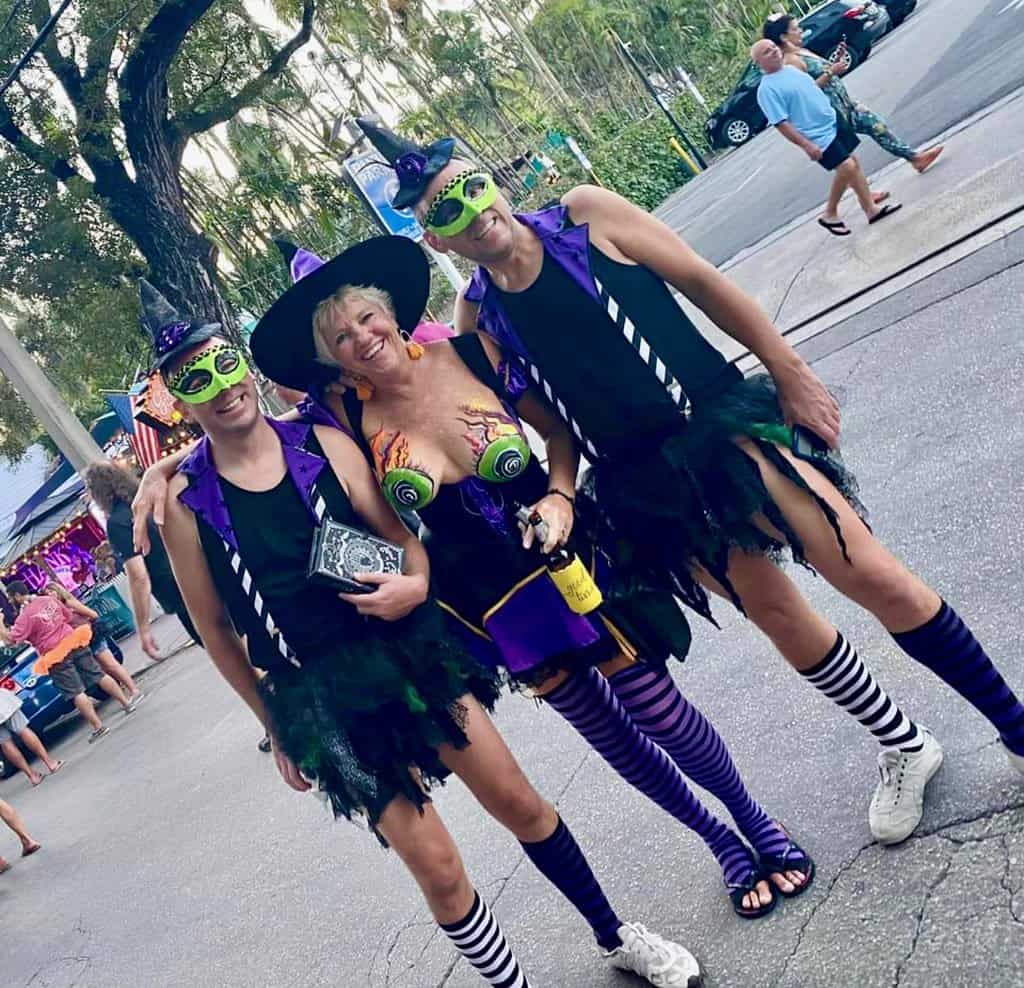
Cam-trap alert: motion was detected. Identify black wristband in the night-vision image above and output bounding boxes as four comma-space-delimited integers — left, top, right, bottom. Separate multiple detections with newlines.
546, 489, 575, 506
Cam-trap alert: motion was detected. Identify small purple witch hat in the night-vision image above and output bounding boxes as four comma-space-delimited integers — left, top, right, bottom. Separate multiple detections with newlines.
139, 279, 221, 369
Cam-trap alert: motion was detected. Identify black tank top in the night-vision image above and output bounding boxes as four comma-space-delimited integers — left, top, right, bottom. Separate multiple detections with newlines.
196, 433, 367, 670
495, 243, 741, 454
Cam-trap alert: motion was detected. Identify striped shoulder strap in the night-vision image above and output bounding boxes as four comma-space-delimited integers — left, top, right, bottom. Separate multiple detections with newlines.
219, 488, 329, 669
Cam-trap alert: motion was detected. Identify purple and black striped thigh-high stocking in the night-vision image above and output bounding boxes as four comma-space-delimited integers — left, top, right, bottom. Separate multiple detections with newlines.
543, 666, 777, 890
604, 663, 796, 862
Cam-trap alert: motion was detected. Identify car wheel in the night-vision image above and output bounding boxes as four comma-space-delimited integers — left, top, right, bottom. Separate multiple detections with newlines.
0, 753, 14, 779
830, 43, 861, 72
724, 118, 753, 146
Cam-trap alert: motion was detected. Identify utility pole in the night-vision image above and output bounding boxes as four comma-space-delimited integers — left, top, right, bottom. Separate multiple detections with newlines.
607, 29, 708, 171
0, 314, 104, 471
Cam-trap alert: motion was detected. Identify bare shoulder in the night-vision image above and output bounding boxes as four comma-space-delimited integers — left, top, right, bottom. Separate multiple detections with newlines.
562, 184, 621, 220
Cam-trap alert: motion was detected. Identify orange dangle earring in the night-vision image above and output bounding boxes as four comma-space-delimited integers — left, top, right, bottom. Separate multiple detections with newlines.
401, 330, 425, 360
353, 375, 375, 401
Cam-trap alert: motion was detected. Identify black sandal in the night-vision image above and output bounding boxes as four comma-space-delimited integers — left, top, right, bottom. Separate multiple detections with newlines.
868, 202, 903, 225
817, 217, 851, 237
759, 836, 816, 900
728, 861, 777, 920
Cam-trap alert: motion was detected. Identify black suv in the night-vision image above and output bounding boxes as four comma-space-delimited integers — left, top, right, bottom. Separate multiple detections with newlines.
705, 0, 890, 149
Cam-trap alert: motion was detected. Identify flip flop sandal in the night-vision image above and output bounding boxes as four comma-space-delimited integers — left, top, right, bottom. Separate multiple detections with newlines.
728, 860, 777, 919
818, 218, 851, 237
760, 834, 816, 900
869, 202, 903, 225
22, 843, 41, 858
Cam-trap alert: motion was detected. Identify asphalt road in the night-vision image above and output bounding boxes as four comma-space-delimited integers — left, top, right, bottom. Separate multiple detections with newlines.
3, 228, 1024, 987
660, 0, 1024, 265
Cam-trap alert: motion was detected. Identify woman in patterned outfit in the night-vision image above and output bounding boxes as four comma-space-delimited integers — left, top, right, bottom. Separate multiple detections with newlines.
764, 14, 943, 173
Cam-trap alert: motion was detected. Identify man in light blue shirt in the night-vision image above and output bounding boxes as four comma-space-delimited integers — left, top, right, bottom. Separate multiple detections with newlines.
752, 40, 901, 236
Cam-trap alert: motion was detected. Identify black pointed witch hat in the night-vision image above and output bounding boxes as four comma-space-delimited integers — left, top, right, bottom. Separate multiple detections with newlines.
356, 117, 455, 210
138, 279, 221, 370
250, 236, 430, 392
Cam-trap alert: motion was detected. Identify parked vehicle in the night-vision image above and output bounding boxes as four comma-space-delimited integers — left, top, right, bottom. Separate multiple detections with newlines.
0, 632, 124, 777
877, 0, 917, 27
0, 645, 73, 777
705, 0, 891, 149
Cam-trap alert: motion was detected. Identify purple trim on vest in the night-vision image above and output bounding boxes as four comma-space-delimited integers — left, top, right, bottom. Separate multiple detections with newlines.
178, 418, 327, 550
497, 358, 529, 404
466, 204, 599, 359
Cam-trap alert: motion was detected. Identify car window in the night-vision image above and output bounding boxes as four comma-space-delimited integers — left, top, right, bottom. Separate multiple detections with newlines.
736, 63, 762, 91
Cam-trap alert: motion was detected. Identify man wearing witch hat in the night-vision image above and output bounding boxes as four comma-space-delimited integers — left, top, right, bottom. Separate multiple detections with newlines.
134, 277, 706, 987
356, 118, 1024, 847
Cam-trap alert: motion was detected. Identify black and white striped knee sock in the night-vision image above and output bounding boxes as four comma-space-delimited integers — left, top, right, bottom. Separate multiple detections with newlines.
439, 891, 530, 987
800, 633, 923, 752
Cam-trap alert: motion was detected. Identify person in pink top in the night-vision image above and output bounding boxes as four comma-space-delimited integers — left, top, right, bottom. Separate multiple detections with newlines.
0, 581, 133, 744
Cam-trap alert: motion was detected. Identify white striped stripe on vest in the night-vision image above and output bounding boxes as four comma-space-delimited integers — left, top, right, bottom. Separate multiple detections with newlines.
509, 276, 691, 461
220, 490, 328, 669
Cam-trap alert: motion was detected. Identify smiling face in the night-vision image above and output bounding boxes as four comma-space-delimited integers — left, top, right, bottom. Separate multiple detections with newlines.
164, 337, 260, 438
313, 287, 405, 384
417, 159, 518, 264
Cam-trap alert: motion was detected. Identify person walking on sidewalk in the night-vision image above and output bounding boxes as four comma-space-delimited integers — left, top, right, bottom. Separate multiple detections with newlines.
353, 118, 1024, 849
45, 582, 143, 705
751, 40, 902, 236
84, 462, 200, 660
0, 797, 41, 874
0, 581, 135, 743
0, 685, 63, 786
763, 14, 944, 175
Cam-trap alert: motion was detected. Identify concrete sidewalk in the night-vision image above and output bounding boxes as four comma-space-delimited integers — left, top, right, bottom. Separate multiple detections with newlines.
660, 90, 1024, 364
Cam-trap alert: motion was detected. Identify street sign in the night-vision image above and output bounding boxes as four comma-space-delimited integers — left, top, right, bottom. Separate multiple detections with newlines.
342, 152, 423, 241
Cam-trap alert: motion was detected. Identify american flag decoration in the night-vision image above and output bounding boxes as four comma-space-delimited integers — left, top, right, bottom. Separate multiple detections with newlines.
129, 391, 164, 470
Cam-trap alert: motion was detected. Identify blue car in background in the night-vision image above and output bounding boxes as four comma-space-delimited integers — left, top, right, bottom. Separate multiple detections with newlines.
0, 644, 78, 777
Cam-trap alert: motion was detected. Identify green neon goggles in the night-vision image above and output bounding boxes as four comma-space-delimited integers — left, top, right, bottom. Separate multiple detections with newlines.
424, 170, 498, 237
168, 344, 249, 405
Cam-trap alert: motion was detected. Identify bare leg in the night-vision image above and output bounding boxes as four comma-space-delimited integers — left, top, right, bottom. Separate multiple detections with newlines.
0, 739, 42, 785
72, 693, 104, 731
822, 170, 851, 222
17, 727, 62, 773
93, 648, 140, 698
734, 440, 940, 631
842, 156, 883, 220
437, 695, 558, 844
97, 675, 131, 710
376, 796, 476, 924
0, 798, 38, 851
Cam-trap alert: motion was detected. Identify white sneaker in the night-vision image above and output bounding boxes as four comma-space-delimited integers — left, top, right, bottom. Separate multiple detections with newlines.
1005, 743, 1024, 777
603, 922, 702, 987
869, 727, 943, 845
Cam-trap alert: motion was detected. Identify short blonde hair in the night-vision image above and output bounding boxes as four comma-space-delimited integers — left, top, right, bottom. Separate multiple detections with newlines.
312, 284, 396, 367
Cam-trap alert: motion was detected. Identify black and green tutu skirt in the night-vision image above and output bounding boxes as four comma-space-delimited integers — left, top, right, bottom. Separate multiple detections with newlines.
259, 599, 501, 834
582, 374, 867, 623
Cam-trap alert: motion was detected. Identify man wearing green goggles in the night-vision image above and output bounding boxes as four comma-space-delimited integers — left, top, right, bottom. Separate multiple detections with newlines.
423, 170, 498, 238
167, 343, 250, 405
